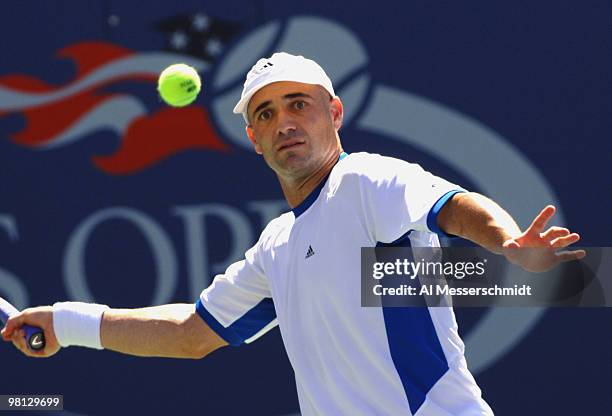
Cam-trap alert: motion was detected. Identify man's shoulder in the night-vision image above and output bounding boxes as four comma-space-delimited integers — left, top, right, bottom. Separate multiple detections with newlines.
333, 151, 418, 182
259, 211, 293, 239
338, 151, 383, 169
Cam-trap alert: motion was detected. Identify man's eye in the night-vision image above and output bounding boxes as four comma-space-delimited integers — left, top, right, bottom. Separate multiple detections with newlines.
294, 101, 306, 110
259, 110, 271, 121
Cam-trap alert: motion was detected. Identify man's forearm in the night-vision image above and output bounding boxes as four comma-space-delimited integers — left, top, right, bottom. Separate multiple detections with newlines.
437, 192, 521, 253
100, 303, 226, 359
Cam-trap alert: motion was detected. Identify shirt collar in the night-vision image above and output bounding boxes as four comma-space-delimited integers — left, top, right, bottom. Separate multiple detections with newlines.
291, 152, 348, 218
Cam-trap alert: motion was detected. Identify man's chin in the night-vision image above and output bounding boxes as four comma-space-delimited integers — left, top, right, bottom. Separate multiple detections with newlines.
276, 153, 312, 176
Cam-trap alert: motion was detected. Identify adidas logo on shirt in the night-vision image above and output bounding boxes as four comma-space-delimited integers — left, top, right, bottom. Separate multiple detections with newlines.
305, 245, 315, 259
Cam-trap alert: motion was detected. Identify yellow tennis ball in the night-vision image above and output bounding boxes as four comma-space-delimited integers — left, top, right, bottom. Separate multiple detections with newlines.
157, 63, 201, 107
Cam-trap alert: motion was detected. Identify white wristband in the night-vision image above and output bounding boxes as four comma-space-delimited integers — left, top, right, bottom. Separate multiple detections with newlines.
52, 302, 109, 349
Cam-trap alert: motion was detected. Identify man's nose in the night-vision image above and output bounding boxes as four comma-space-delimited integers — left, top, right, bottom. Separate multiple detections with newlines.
276, 108, 297, 136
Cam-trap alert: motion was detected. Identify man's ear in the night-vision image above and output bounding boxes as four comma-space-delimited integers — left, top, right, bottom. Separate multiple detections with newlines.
246, 125, 263, 154
330, 97, 344, 131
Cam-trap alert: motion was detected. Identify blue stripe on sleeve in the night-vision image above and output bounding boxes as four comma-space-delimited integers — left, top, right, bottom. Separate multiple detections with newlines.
195, 299, 243, 346
227, 297, 276, 341
426, 190, 465, 237
195, 298, 277, 347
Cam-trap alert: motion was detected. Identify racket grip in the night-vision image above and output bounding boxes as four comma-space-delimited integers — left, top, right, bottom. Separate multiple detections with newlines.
23, 324, 46, 351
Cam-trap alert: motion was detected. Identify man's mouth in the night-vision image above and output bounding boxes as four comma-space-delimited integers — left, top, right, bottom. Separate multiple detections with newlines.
277, 139, 305, 151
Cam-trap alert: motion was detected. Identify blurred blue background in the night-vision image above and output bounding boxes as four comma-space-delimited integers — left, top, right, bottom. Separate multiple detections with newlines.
1, 1, 610, 414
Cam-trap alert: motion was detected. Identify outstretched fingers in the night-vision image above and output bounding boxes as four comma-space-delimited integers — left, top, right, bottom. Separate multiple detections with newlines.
541, 226, 570, 241
551, 233, 581, 248
526, 205, 556, 235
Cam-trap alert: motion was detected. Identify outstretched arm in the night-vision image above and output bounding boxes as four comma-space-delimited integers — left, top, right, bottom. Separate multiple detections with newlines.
1, 303, 227, 359
437, 192, 585, 272
101, 304, 227, 358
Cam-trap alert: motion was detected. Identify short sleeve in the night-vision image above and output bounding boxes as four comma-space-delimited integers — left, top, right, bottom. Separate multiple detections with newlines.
357, 154, 466, 243
195, 238, 277, 347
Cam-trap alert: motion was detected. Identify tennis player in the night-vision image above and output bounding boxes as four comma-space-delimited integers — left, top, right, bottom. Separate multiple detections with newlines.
2, 52, 584, 415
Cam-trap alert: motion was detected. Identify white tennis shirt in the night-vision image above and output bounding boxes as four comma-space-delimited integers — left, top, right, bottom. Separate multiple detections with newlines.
197, 152, 493, 415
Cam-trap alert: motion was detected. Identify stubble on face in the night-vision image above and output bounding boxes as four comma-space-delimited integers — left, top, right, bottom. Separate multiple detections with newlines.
247, 82, 341, 184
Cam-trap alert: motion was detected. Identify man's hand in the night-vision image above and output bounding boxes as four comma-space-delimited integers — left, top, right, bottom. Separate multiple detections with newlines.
502, 205, 586, 272
1, 306, 61, 358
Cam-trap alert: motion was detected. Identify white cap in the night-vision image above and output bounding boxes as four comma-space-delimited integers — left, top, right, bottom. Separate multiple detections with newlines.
233, 52, 335, 123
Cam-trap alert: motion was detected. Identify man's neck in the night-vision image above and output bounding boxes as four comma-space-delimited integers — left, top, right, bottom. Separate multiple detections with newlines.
279, 151, 340, 208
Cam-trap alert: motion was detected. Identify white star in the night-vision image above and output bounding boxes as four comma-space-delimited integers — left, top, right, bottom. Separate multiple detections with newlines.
170, 31, 188, 50
192, 14, 210, 32
205, 38, 223, 56
107, 14, 120, 27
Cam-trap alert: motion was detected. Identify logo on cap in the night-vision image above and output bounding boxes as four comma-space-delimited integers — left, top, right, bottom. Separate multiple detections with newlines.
254, 61, 274, 74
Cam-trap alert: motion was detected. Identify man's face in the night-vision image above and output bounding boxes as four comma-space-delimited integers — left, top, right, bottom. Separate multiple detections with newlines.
246, 81, 343, 180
